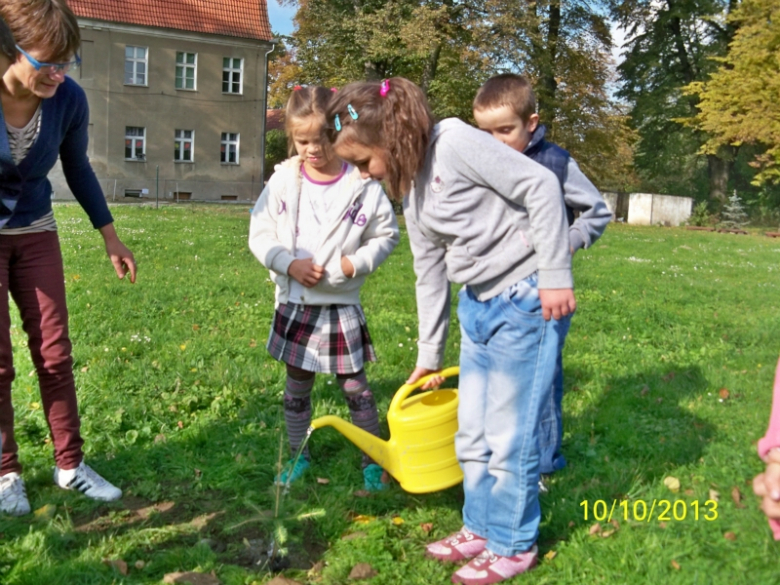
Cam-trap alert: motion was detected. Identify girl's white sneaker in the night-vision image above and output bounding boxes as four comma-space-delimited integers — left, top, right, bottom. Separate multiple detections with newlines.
54, 462, 122, 501
0, 472, 31, 516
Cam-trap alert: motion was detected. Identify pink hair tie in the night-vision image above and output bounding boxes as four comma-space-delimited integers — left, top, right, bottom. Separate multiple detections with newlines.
293, 85, 302, 91
380, 79, 390, 97
331, 87, 338, 92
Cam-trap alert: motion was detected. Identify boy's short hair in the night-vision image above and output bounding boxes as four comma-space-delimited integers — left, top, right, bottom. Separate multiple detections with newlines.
473, 74, 536, 123
0, 16, 15, 61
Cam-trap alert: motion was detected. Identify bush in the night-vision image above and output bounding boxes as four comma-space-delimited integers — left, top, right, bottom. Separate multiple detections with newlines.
265, 129, 289, 180
687, 201, 713, 227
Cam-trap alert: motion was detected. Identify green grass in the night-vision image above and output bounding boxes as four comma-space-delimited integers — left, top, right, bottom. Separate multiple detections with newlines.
0, 203, 779, 584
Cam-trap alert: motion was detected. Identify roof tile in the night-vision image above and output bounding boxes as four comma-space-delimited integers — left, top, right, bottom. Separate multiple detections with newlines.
69, 0, 273, 42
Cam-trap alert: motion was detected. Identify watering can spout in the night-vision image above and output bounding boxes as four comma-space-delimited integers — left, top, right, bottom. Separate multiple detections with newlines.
310, 415, 399, 477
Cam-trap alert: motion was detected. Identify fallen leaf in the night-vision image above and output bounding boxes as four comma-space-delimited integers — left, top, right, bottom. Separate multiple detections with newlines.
544, 550, 557, 561
308, 561, 325, 578
731, 487, 745, 509
154, 433, 167, 443
391, 516, 405, 525
719, 388, 730, 400
589, 523, 601, 536
640, 385, 649, 396
249, 339, 257, 348
178, 420, 184, 429
267, 577, 303, 585
656, 397, 664, 404
420, 522, 433, 533
163, 572, 221, 585
348, 563, 377, 580
601, 529, 615, 538
316, 477, 330, 484
80, 366, 89, 373
684, 489, 695, 496
610, 519, 620, 530
568, 521, 575, 528
135, 560, 146, 570
724, 531, 737, 541
659, 522, 668, 529
662, 371, 676, 383
352, 515, 376, 524
664, 476, 681, 493
103, 559, 128, 576
189, 512, 222, 530
34, 503, 57, 521
709, 489, 720, 502
192, 324, 200, 331
353, 489, 371, 498
671, 560, 681, 570
341, 531, 368, 541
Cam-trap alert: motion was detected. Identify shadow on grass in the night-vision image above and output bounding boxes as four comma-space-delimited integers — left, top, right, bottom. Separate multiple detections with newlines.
540, 364, 716, 544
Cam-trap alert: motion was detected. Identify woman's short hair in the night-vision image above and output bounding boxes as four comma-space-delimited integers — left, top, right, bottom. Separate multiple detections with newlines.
0, 16, 15, 61
0, 0, 80, 63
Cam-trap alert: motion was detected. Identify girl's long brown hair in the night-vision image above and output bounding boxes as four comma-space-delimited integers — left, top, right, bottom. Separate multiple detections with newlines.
326, 78, 434, 200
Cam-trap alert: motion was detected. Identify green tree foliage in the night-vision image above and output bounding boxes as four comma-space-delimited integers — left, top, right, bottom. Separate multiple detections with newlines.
685, 0, 780, 185
275, 0, 636, 191
610, 0, 739, 202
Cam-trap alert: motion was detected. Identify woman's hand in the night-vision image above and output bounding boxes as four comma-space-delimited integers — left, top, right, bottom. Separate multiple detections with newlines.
754, 448, 780, 520
99, 223, 137, 283
406, 366, 445, 390
288, 258, 324, 287
341, 256, 355, 278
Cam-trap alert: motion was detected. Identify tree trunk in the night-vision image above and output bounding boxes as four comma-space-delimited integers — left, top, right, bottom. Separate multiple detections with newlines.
421, 43, 442, 96
707, 154, 730, 205
536, 0, 561, 126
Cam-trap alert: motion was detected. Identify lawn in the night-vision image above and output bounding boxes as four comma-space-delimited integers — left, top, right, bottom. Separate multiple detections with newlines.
0, 203, 779, 585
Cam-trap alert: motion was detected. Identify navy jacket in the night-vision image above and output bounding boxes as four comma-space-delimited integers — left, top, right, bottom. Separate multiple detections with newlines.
523, 125, 575, 226
0, 77, 112, 229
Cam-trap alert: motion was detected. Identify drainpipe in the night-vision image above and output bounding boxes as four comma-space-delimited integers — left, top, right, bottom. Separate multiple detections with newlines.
258, 40, 276, 199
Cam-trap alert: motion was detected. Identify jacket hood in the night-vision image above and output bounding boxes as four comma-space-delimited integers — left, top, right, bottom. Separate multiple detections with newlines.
524, 124, 548, 155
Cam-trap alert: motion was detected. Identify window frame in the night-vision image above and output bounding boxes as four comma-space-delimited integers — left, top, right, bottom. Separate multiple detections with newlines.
124, 46, 149, 86
125, 127, 146, 161
174, 129, 195, 163
220, 132, 240, 165
175, 51, 197, 91
222, 57, 244, 95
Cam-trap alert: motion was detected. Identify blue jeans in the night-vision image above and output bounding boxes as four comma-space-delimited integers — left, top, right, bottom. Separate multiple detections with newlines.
456, 274, 566, 556
538, 315, 572, 474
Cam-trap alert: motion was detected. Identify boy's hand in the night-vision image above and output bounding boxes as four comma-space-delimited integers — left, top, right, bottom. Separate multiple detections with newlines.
288, 258, 324, 287
539, 288, 576, 321
754, 448, 780, 519
341, 256, 355, 278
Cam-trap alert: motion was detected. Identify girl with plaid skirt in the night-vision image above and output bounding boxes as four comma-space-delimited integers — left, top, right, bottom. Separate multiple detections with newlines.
249, 86, 399, 490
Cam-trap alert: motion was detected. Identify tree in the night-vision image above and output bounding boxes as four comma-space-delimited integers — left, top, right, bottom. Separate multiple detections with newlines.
610, 0, 741, 203
684, 0, 780, 185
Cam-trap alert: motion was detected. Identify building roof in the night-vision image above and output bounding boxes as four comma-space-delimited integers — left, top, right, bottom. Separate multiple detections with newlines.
266, 110, 285, 132
69, 0, 273, 42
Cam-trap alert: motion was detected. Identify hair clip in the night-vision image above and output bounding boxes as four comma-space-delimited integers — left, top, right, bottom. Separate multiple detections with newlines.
293, 85, 302, 91
380, 79, 390, 97
334, 114, 342, 132
331, 87, 338, 93
347, 104, 359, 120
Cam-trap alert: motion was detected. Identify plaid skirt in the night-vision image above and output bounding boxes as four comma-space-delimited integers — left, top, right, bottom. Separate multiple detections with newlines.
267, 303, 377, 374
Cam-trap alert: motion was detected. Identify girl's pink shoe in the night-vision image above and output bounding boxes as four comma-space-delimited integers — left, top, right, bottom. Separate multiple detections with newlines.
425, 527, 487, 562
451, 545, 538, 584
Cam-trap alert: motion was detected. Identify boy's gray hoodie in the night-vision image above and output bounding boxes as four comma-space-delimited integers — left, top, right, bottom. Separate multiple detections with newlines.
404, 118, 572, 370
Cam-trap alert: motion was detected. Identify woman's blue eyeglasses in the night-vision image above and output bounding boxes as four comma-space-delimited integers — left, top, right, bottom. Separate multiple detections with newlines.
15, 45, 81, 74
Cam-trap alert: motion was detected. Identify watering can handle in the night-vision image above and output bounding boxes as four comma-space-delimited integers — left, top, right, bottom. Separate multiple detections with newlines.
388, 366, 460, 414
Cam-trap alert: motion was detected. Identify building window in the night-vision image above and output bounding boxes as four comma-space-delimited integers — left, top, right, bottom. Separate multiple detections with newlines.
174, 129, 194, 162
175, 52, 197, 90
125, 127, 146, 160
124, 46, 148, 85
222, 57, 243, 94
221, 132, 240, 164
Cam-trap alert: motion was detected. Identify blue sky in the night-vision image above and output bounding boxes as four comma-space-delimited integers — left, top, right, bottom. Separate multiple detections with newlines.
267, 1, 297, 36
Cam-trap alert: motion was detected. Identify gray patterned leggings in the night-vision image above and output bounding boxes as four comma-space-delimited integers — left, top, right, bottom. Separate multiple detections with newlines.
284, 365, 381, 467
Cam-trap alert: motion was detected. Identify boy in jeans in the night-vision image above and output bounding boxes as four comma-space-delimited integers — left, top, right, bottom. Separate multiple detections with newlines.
473, 73, 611, 482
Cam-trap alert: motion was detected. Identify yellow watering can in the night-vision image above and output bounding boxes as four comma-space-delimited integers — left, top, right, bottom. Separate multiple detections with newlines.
310, 367, 462, 494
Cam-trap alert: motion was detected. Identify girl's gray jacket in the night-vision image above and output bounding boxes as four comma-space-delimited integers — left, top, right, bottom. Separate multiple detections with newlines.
250, 156, 399, 306
404, 118, 573, 370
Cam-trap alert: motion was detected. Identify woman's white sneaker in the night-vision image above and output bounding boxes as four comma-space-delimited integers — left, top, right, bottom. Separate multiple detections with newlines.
54, 462, 122, 501
0, 472, 31, 515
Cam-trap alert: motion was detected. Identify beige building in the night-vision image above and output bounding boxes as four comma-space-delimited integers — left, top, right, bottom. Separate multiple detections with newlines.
51, 0, 274, 203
